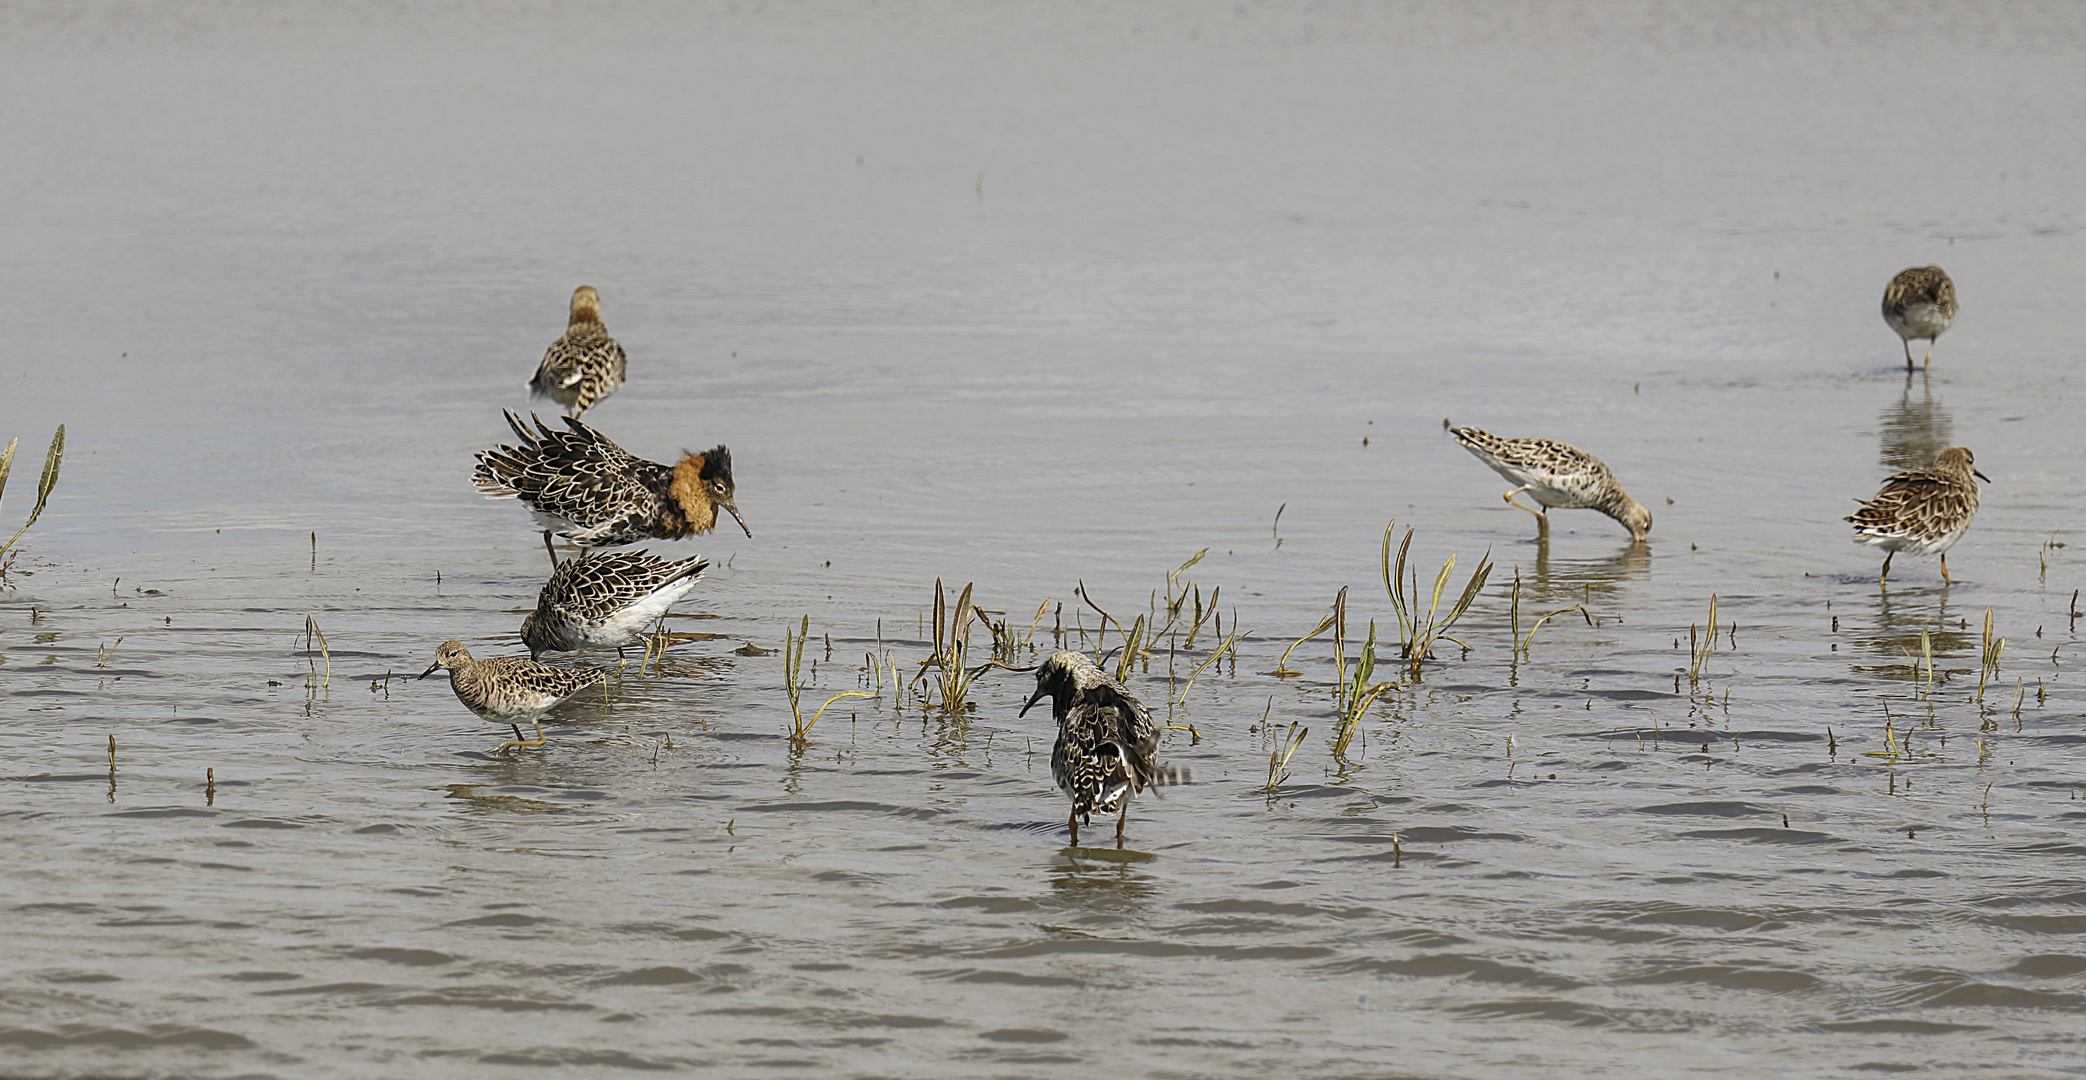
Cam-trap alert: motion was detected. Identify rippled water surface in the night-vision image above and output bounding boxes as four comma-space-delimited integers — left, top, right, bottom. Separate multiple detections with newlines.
5, 3, 2086, 1077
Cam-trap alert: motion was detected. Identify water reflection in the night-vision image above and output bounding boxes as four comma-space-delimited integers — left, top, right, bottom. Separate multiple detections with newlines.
1879, 370, 1954, 472
1514, 539, 1652, 606
1846, 585, 1972, 685
1046, 847, 1159, 907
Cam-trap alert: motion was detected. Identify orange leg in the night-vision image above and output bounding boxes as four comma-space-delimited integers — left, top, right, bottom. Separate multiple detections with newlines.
1067, 808, 1080, 848
1940, 553, 1952, 585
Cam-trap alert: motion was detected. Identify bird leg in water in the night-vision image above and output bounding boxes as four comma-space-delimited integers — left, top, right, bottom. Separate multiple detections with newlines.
1116, 804, 1129, 847
1067, 809, 1080, 848
1502, 488, 1550, 537
1880, 551, 1895, 585
1941, 553, 1952, 585
497, 722, 548, 753
542, 530, 561, 568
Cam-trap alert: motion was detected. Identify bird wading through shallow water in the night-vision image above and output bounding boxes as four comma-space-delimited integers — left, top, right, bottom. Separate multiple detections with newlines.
1847, 446, 1986, 585
1021, 651, 1189, 848
521, 549, 709, 660
529, 285, 628, 418
1445, 421, 1652, 543
419, 640, 606, 752
473, 409, 750, 567
1881, 265, 1958, 371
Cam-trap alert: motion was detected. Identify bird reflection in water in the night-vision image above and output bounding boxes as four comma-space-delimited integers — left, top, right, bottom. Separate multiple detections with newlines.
1846, 584, 1970, 686
1518, 537, 1652, 608
1046, 846, 1158, 909
1879, 370, 1954, 474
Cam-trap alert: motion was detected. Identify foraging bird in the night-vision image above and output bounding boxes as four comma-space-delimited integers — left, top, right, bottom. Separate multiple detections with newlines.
1847, 446, 1986, 585
522, 549, 709, 660
1446, 421, 1652, 542
529, 285, 628, 418
419, 640, 606, 751
473, 409, 750, 567
1021, 651, 1187, 847
1882, 265, 1958, 370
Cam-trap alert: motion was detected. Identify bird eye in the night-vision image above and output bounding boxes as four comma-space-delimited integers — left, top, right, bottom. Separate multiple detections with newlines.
711, 480, 727, 494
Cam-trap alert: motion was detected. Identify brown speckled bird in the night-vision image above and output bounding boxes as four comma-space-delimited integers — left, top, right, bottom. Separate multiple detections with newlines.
1446, 421, 1652, 542
529, 285, 628, 418
473, 410, 750, 567
1021, 651, 1188, 847
1848, 446, 1986, 585
419, 640, 606, 751
1882, 266, 1958, 370
521, 549, 709, 660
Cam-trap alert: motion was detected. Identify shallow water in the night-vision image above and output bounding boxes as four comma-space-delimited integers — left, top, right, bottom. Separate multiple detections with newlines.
5, 3, 2086, 1077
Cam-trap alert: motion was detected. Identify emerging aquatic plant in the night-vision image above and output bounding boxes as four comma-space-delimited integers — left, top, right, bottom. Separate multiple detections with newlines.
1976, 606, 2005, 705
1688, 594, 1719, 685
1273, 611, 1337, 677
1381, 521, 1491, 681
1073, 550, 1220, 680
784, 613, 871, 745
1170, 621, 1241, 708
0, 424, 65, 577
304, 616, 330, 692
1330, 587, 1396, 758
1507, 567, 1589, 659
919, 580, 980, 715
1265, 720, 1308, 800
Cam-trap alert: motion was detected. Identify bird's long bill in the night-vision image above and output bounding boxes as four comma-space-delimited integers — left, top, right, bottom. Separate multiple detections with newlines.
1019, 687, 1046, 717
723, 502, 753, 538
1974, 469, 1992, 484
418, 661, 442, 680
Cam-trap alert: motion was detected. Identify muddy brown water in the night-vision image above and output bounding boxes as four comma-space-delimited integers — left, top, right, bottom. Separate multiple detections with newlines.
5, 4, 2086, 1077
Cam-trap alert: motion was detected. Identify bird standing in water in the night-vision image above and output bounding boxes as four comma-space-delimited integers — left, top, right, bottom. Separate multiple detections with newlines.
1881, 265, 1958, 370
529, 285, 628, 418
1021, 651, 1187, 847
521, 549, 710, 659
473, 409, 750, 566
1847, 446, 1986, 585
1446, 421, 1652, 542
419, 640, 606, 752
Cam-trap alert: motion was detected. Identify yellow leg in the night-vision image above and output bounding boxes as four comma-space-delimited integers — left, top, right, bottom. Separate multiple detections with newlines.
1880, 551, 1893, 585
1924, 341, 1935, 369
1502, 488, 1551, 537
1940, 553, 1951, 585
496, 722, 548, 752
1115, 804, 1129, 848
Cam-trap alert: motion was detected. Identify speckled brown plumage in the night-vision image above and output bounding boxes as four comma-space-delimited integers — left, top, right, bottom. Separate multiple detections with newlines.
1847, 446, 1985, 585
419, 640, 606, 751
472, 409, 749, 566
1882, 266, 1958, 370
522, 549, 709, 659
1021, 651, 1187, 847
1446, 422, 1652, 542
529, 286, 628, 418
